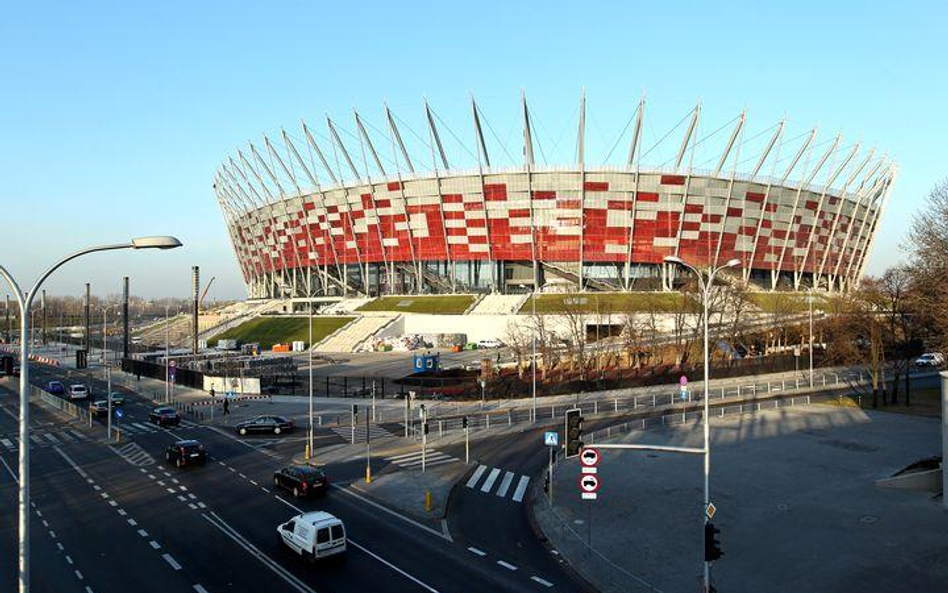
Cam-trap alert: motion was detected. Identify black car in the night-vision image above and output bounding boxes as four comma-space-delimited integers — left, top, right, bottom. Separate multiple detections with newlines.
165, 440, 207, 467
273, 465, 329, 498
235, 415, 294, 436
148, 406, 181, 427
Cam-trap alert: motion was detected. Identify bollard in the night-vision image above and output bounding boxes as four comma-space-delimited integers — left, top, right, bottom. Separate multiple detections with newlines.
551, 406, 555, 419
652, 394, 656, 407
438, 421, 443, 437
594, 400, 598, 414
618, 398, 621, 412
486, 415, 490, 430
508, 411, 512, 426
425, 490, 433, 513
318, 415, 323, 427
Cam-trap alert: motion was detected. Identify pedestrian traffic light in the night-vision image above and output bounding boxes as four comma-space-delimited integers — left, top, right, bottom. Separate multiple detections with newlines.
565, 408, 583, 458
704, 522, 723, 562
352, 404, 359, 416
423, 422, 429, 435
76, 349, 88, 370
462, 416, 468, 429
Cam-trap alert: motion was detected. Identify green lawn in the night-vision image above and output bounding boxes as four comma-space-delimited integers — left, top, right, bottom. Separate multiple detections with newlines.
827, 388, 942, 418
745, 292, 829, 314
519, 292, 697, 315
208, 316, 354, 349
357, 295, 476, 315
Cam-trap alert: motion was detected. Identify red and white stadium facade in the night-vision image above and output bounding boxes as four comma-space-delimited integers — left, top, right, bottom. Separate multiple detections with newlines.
214, 96, 895, 299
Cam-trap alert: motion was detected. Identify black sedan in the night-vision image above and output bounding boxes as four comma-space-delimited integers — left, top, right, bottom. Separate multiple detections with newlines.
148, 406, 181, 427
273, 465, 329, 498
235, 415, 294, 436
165, 440, 207, 467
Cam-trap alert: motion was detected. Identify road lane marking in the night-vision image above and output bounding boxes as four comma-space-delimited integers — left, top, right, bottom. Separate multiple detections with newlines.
332, 485, 451, 541
53, 448, 88, 478
531, 576, 554, 587
480, 468, 501, 493
117, 509, 127, 516
467, 547, 486, 556
65, 555, 73, 564
497, 560, 517, 571
496, 471, 515, 497
74, 569, 83, 580
511, 476, 530, 502
127, 518, 137, 526
149, 541, 161, 550
466, 465, 487, 488
193, 586, 209, 593
201, 511, 317, 593
137, 529, 149, 538
162, 553, 182, 571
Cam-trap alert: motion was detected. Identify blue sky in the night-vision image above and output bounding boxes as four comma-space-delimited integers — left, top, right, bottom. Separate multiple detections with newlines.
2, 0, 945, 300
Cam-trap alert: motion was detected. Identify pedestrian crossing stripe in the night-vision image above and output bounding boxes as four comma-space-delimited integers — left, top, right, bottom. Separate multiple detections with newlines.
331, 425, 396, 441
384, 449, 460, 469
465, 464, 531, 503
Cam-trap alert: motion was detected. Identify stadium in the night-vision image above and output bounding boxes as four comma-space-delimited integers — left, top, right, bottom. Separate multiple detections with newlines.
213, 94, 895, 300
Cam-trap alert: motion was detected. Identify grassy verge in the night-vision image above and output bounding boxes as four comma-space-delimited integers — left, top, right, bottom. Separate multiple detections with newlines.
208, 316, 354, 349
519, 292, 695, 315
357, 295, 476, 315
825, 388, 941, 418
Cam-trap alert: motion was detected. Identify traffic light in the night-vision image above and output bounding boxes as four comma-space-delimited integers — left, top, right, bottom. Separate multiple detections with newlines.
462, 416, 469, 429
352, 404, 359, 416
423, 422, 429, 435
565, 408, 583, 458
76, 349, 88, 370
704, 522, 723, 562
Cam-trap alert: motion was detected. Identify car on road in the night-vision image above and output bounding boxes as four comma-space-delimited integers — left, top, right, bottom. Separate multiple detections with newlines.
477, 338, 504, 349
165, 439, 207, 467
47, 381, 65, 395
107, 392, 125, 406
277, 511, 346, 561
89, 400, 111, 416
273, 465, 329, 498
914, 352, 944, 367
68, 384, 89, 400
148, 406, 181, 427
235, 415, 294, 436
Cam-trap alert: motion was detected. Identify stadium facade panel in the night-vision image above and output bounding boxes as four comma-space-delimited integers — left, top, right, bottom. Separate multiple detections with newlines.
214, 98, 895, 299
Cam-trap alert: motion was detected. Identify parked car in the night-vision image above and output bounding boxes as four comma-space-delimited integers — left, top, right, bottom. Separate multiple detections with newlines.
235, 415, 294, 436
277, 511, 346, 561
477, 338, 504, 349
165, 439, 207, 467
148, 406, 181, 427
47, 381, 65, 395
273, 465, 329, 498
67, 384, 89, 400
914, 352, 945, 367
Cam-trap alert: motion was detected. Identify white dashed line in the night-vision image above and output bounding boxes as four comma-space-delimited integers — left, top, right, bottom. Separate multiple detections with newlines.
42, 520, 49, 528
189, 503, 198, 510
261, 488, 270, 494
137, 529, 149, 538
56, 542, 64, 551
166, 488, 176, 494
162, 553, 182, 571
127, 519, 137, 527
193, 585, 209, 593
99, 492, 109, 499
177, 495, 187, 502
49, 530, 57, 539
467, 547, 486, 556
497, 560, 517, 571
92, 485, 101, 491
117, 509, 127, 516
197, 502, 206, 509
149, 540, 161, 550
250, 480, 258, 486
74, 569, 84, 580
531, 576, 554, 587
108, 500, 118, 507
65, 555, 73, 565
147, 474, 156, 480
85, 586, 94, 593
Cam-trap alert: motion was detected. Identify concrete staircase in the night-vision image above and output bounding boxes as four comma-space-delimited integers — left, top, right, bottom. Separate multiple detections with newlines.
469, 293, 531, 315
314, 315, 398, 352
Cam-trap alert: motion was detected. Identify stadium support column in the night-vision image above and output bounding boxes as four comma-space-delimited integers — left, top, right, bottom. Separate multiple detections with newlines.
742, 121, 786, 285
192, 266, 199, 356
850, 168, 896, 288
522, 91, 539, 291
832, 164, 887, 290
711, 110, 746, 270
624, 96, 645, 290
670, 103, 700, 277
122, 276, 129, 359
84, 283, 91, 351
471, 96, 497, 292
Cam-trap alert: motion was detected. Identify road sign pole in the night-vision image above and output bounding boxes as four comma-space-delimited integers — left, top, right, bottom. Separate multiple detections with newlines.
421, 405, 427, 473
465, 425, 469, 464
106, 366, 112, 442
548, 446, 554, 505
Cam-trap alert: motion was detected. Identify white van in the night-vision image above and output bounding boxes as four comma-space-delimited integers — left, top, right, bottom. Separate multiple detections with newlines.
477, 338, 504, 349
277, 511, 346, 561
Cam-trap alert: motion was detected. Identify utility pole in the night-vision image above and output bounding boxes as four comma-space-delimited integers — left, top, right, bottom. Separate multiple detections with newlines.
164, 305, 170, 403
191, 266, 199, 356
464, 416, 470, 464
365, 403, 372, 483
84, 283, 91, 351
122, 276, 129, 360
809, 288, 815, 387
421, 403, 428, 473
106, 365, 113, 442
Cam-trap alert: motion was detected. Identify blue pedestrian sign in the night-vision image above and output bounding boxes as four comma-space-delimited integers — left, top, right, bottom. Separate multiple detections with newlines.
544, 431, 559, 447
114, 408, 123, 419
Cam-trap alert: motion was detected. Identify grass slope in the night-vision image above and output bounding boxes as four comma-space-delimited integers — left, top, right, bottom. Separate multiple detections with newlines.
209, 316, 354, 349
357, 295, 476, 315
520, 292, 695, 314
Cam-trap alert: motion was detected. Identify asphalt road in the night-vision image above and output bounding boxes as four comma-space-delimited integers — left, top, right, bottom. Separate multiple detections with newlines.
1, 363, 587, 593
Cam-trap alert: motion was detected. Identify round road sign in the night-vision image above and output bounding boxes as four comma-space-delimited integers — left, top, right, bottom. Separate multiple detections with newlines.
580, 447, 600, 467
579, 474, 600, 493
679, 375, 688, 386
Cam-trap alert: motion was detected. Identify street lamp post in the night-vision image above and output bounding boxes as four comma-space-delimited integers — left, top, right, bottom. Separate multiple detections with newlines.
306, 298, 314, 461
808, 287, 815, 387
519, 283, 537, 423
0, 236, 181, 593
664, 255, 740, 593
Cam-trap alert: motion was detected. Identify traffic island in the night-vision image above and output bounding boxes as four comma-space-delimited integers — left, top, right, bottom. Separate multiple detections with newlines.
531, 404, 948, 593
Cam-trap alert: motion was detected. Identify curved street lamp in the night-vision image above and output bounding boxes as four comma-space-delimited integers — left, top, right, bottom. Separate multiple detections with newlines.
0, 236, 182, 593
663, 254, 740, 593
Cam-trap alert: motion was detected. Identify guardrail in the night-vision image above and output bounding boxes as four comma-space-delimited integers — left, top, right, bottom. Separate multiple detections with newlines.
30, 386, 90, 423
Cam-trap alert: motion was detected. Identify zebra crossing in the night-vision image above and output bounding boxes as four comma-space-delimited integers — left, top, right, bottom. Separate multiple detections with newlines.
330, 424, 397, 443
465, 465, 531, 503
383, 448, 460, 470
1, 428, 92, 452
0, 419, 202, 453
